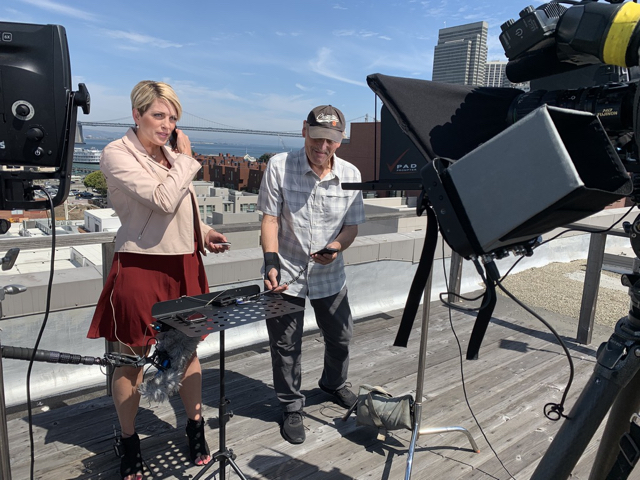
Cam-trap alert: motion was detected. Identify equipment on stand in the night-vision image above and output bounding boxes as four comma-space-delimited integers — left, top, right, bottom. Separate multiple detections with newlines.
390, 207, 479, 479
150, 285, 304, 480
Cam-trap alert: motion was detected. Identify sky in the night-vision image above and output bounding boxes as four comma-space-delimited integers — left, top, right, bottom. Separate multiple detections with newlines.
1, 0, 543, 147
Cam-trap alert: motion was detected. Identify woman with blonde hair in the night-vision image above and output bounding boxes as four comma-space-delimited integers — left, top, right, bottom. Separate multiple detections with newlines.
88, 80, 228, 480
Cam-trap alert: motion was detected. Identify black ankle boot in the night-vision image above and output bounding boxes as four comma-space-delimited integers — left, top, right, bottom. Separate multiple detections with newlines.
118, 433, 144, 479
185, 417, 210, 465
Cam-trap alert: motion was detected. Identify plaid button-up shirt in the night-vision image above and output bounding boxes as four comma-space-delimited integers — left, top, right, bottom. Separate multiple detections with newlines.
257, 148, 365, 299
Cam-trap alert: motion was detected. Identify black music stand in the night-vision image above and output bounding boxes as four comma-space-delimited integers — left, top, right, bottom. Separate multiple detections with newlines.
151, 285, 304, 480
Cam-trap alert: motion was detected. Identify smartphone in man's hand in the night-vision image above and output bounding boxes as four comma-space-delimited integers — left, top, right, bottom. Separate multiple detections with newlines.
312, 247, 339, 256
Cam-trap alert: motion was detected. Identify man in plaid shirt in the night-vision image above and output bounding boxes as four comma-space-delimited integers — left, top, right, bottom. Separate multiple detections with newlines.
257, 105, 365, 444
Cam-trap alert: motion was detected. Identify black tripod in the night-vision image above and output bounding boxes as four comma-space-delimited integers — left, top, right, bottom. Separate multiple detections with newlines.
151, 286, 304, 480
531, 216, 640, 479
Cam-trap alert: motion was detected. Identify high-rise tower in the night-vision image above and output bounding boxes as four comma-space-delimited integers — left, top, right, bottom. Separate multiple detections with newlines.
432, 21, 488, 86
485, 60, 531, 90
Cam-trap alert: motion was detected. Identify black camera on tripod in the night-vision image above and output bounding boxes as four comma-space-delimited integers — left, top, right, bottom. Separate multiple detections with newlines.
501, 0, 639, 83
501, 0, 640, 173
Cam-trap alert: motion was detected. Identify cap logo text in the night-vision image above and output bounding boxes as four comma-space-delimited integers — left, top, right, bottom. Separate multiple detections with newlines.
315, 113, 340, 126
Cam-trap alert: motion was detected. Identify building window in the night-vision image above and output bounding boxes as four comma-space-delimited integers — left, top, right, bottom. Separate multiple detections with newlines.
206, 205, 213, 216
199, 206, 204, 217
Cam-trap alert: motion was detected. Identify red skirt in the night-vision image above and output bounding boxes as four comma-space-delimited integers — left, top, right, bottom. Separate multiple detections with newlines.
87, 244, 209, 347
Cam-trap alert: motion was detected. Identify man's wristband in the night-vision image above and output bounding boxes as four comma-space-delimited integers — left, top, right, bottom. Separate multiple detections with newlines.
264, 252, 281, 284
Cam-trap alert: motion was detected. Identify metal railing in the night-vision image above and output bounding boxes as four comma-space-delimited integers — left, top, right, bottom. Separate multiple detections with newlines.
0, 212, 625, 404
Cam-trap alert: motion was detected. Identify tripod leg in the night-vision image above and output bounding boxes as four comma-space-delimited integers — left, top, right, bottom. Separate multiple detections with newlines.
588, 368, 640, 480
405, 403, 423, 480
531, 340, 640, 480
226, 456, 248, 480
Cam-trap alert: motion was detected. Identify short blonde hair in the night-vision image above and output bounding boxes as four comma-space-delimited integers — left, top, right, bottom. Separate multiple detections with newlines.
130, 80, 182, 120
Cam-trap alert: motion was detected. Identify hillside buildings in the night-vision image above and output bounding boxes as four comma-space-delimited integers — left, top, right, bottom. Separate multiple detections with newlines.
196, 153, 268, 193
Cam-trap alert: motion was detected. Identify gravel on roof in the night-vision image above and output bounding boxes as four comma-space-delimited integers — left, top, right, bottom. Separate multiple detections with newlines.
498, 259, 630, 329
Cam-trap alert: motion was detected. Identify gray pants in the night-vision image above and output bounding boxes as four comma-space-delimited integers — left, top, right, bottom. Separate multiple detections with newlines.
266, 286, 353, 413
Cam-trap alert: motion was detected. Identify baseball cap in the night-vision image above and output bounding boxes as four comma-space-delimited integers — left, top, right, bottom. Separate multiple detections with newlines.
306, 105, 346, 143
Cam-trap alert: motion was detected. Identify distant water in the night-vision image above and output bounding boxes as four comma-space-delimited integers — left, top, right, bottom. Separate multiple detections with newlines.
80, 138, 292, 159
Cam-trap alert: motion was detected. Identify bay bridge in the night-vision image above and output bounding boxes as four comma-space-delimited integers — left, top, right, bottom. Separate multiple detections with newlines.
78, 111, 303, 139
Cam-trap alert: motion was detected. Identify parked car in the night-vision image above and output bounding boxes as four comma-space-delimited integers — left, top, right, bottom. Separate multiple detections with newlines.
76, 192, 93, 199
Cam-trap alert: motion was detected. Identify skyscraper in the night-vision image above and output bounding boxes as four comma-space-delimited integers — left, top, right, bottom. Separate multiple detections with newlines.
485, 60, 508, 87
432, 21, 488, 86
485, 60, 531, 90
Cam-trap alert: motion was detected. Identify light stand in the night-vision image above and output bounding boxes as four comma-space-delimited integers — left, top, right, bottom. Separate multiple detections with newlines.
404, 266, 479, 480
151, 286, 304, 480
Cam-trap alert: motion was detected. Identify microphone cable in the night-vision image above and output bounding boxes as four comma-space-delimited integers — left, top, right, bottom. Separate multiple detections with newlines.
439, 245, 517, 480
24, 188, 56, 480
436, 206, 636, 478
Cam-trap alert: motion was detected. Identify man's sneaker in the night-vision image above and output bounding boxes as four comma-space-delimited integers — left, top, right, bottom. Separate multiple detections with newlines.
319, 382, 358, 409
281, 410, 305, 444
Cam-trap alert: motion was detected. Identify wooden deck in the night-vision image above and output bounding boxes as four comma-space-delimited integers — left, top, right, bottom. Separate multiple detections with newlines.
4, 298, 636, 480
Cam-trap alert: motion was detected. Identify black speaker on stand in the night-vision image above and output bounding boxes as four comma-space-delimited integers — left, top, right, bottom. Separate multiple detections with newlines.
0, 21, 90, 211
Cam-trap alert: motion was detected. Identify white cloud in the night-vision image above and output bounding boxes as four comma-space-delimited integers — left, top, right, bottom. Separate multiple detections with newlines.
296, 83, 312, 91
366, 49, 433, 77
463, 13, 487, 21
170, 81, 243, 103
333, 29, 380, 39
19, 0, 96, 21
308, 47, 368, 87
275, 30, 302, 37
102, 30, 183, 49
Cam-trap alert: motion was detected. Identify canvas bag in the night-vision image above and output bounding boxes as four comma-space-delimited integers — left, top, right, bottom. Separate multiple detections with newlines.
349, 384, 414, 440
